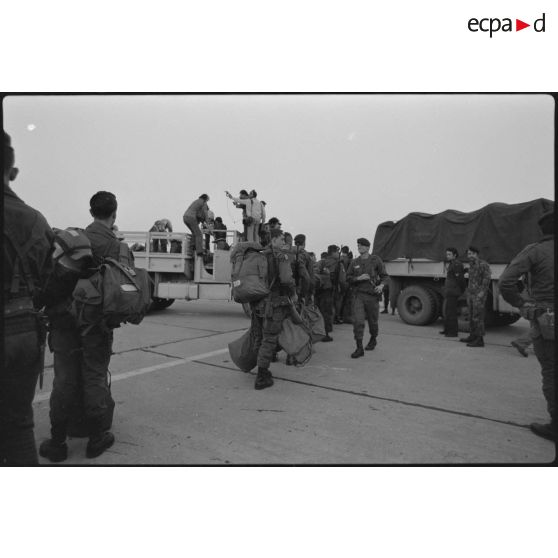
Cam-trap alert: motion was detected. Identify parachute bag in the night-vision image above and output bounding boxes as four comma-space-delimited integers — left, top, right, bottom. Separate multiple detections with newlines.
52, 227, 93, 280
101, 257, 152, 325
278, 317, 313, 367
230, 243, 270, 303
301, 303, 326, 342
228, 328, 259, 372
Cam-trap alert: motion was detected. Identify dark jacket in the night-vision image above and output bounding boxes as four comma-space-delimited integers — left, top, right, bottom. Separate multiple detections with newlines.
184, 198, 209, 224
3, 185, 54, 309
85, 221, 121, 266
347, 254, 388, 295
499, 236, 554, 308
443, 259, 466, 297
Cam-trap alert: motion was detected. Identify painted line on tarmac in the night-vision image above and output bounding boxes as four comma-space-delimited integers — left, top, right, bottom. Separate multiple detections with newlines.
194, 360, 531, 430
34, 348, 229, 404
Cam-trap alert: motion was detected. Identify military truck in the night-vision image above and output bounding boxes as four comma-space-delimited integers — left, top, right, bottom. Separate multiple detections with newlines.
121, 228, 245, 312
372, 199, 553, 330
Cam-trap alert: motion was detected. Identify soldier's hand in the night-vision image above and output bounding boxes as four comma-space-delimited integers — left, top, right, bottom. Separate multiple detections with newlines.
357, 273, 370, 281
374, 284, 384, 295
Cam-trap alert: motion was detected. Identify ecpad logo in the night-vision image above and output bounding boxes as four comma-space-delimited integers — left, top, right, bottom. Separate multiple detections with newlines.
468, 13, 546, 37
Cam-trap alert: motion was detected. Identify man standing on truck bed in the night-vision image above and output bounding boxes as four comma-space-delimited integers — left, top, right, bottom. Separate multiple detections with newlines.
440, 247, 466, 337
346, 238, 388, 358
460, 246, 491, 348
498, 210, 555, 442
183, 194, 210, 256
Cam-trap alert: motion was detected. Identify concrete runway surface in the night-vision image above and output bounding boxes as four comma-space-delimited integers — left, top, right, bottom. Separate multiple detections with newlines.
34, 300, 555, 464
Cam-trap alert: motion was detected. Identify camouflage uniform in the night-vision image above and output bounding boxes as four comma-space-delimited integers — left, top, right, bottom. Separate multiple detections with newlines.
250, 247, 296, 370
465, 259, 491, 338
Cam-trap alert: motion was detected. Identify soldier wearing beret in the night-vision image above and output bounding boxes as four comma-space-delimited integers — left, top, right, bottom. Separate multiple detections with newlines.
346, 238, 388, 358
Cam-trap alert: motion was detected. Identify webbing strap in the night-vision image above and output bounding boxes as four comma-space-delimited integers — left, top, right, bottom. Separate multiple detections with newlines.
4, 222, 36, 295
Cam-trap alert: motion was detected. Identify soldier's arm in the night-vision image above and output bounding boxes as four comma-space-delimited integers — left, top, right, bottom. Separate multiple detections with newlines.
480, 263, 491, 292
376, 257, 389, 285
499, 249, 535, 308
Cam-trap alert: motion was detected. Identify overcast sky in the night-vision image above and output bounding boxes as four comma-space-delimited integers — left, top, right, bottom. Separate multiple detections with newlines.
3, 94, 554, 254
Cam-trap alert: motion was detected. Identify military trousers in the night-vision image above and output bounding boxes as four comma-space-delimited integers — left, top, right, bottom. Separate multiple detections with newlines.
48, 325, 114, 440
334, 287, 347, 321
443, 295, 459, 336
531, 321, 555, 420
467, 294, 486, 338
251, 303, 290, 370
1, 323, 43, 465
317, 289, 334, 334
352, 291, 379, 341
184, 216, 204, 255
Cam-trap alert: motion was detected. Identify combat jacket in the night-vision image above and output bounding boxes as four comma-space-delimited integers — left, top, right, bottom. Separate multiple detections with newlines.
85, 221, 121, 266
499, 236, 554, 308
3, 185, 54, 309
347, 254, 388, 295
184, 198, 209, 224
466, 259, 491, 297
443, 259, 466, 297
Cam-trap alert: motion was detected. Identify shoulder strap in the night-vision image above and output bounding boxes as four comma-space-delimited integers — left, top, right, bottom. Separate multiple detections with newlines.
4, 222, 36, 295
104, 257, 141, 290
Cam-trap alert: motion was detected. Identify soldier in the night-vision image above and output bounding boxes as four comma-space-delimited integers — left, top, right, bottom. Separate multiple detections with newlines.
183, 194, 210, 256
249, 229, 296, 390
2, 131, 54, 465
293, 234, 315, 305
212, 216, 229, 250
499, 210, 555, 442
149, 218, 173, 253
440, 247, 466, 337
39, 191, 121, 462
346, 238, 388, 358
316, 245, 342, 342
459, 246, 491, 347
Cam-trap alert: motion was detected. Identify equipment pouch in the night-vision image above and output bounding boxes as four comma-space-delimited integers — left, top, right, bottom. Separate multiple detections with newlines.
536, 310, 555, 341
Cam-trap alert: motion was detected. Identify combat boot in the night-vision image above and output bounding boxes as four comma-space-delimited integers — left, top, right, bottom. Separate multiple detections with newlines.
39, 439, 68, 463
365, 337, 377, 351
530, 421, 557, 442
286, 355, 294, 366
322, 334, 333, 342
254, 367, 274, 390
466, 336, 484, 347
351, 340, 364, 358
459, 335, 474, 343
86, 432, 115, 459
380, 309, 388, 314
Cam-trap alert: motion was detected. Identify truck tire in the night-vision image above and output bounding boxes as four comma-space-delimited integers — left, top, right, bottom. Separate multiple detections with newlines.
149, 298, 175, 312
397, 285, 438, 326
427, 287, 444, 321
242, 303, 252, 319
485, 311, 521, 327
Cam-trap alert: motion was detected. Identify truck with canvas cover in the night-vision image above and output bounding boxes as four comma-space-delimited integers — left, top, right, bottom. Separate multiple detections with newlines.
372, 198, 553, 330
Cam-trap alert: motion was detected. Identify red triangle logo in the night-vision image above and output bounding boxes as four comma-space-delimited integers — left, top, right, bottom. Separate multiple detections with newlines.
516, 19, 530, 31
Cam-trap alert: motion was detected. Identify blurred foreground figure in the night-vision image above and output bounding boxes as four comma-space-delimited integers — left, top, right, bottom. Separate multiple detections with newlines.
1, 131, 54, 465
499, 210, 555, 442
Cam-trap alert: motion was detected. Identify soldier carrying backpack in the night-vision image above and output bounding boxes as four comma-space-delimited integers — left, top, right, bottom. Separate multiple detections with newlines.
39, 191, 135, 462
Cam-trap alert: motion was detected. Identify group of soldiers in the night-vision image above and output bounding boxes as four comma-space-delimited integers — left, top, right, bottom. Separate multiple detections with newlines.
2, 127, 555, 466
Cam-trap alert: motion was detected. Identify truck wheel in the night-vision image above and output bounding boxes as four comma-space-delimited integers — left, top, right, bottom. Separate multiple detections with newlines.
149, 298, 175, 312
397, 285, 438, 325
242, 303, 252, 319
427, 287, 444, 321
485, 312, 521, 327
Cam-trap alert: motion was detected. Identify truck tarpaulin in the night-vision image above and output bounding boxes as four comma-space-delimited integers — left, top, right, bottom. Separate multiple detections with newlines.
373, 198, 554, 264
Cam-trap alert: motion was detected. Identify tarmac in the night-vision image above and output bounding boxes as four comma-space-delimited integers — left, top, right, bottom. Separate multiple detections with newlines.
34, 300, 556, 465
